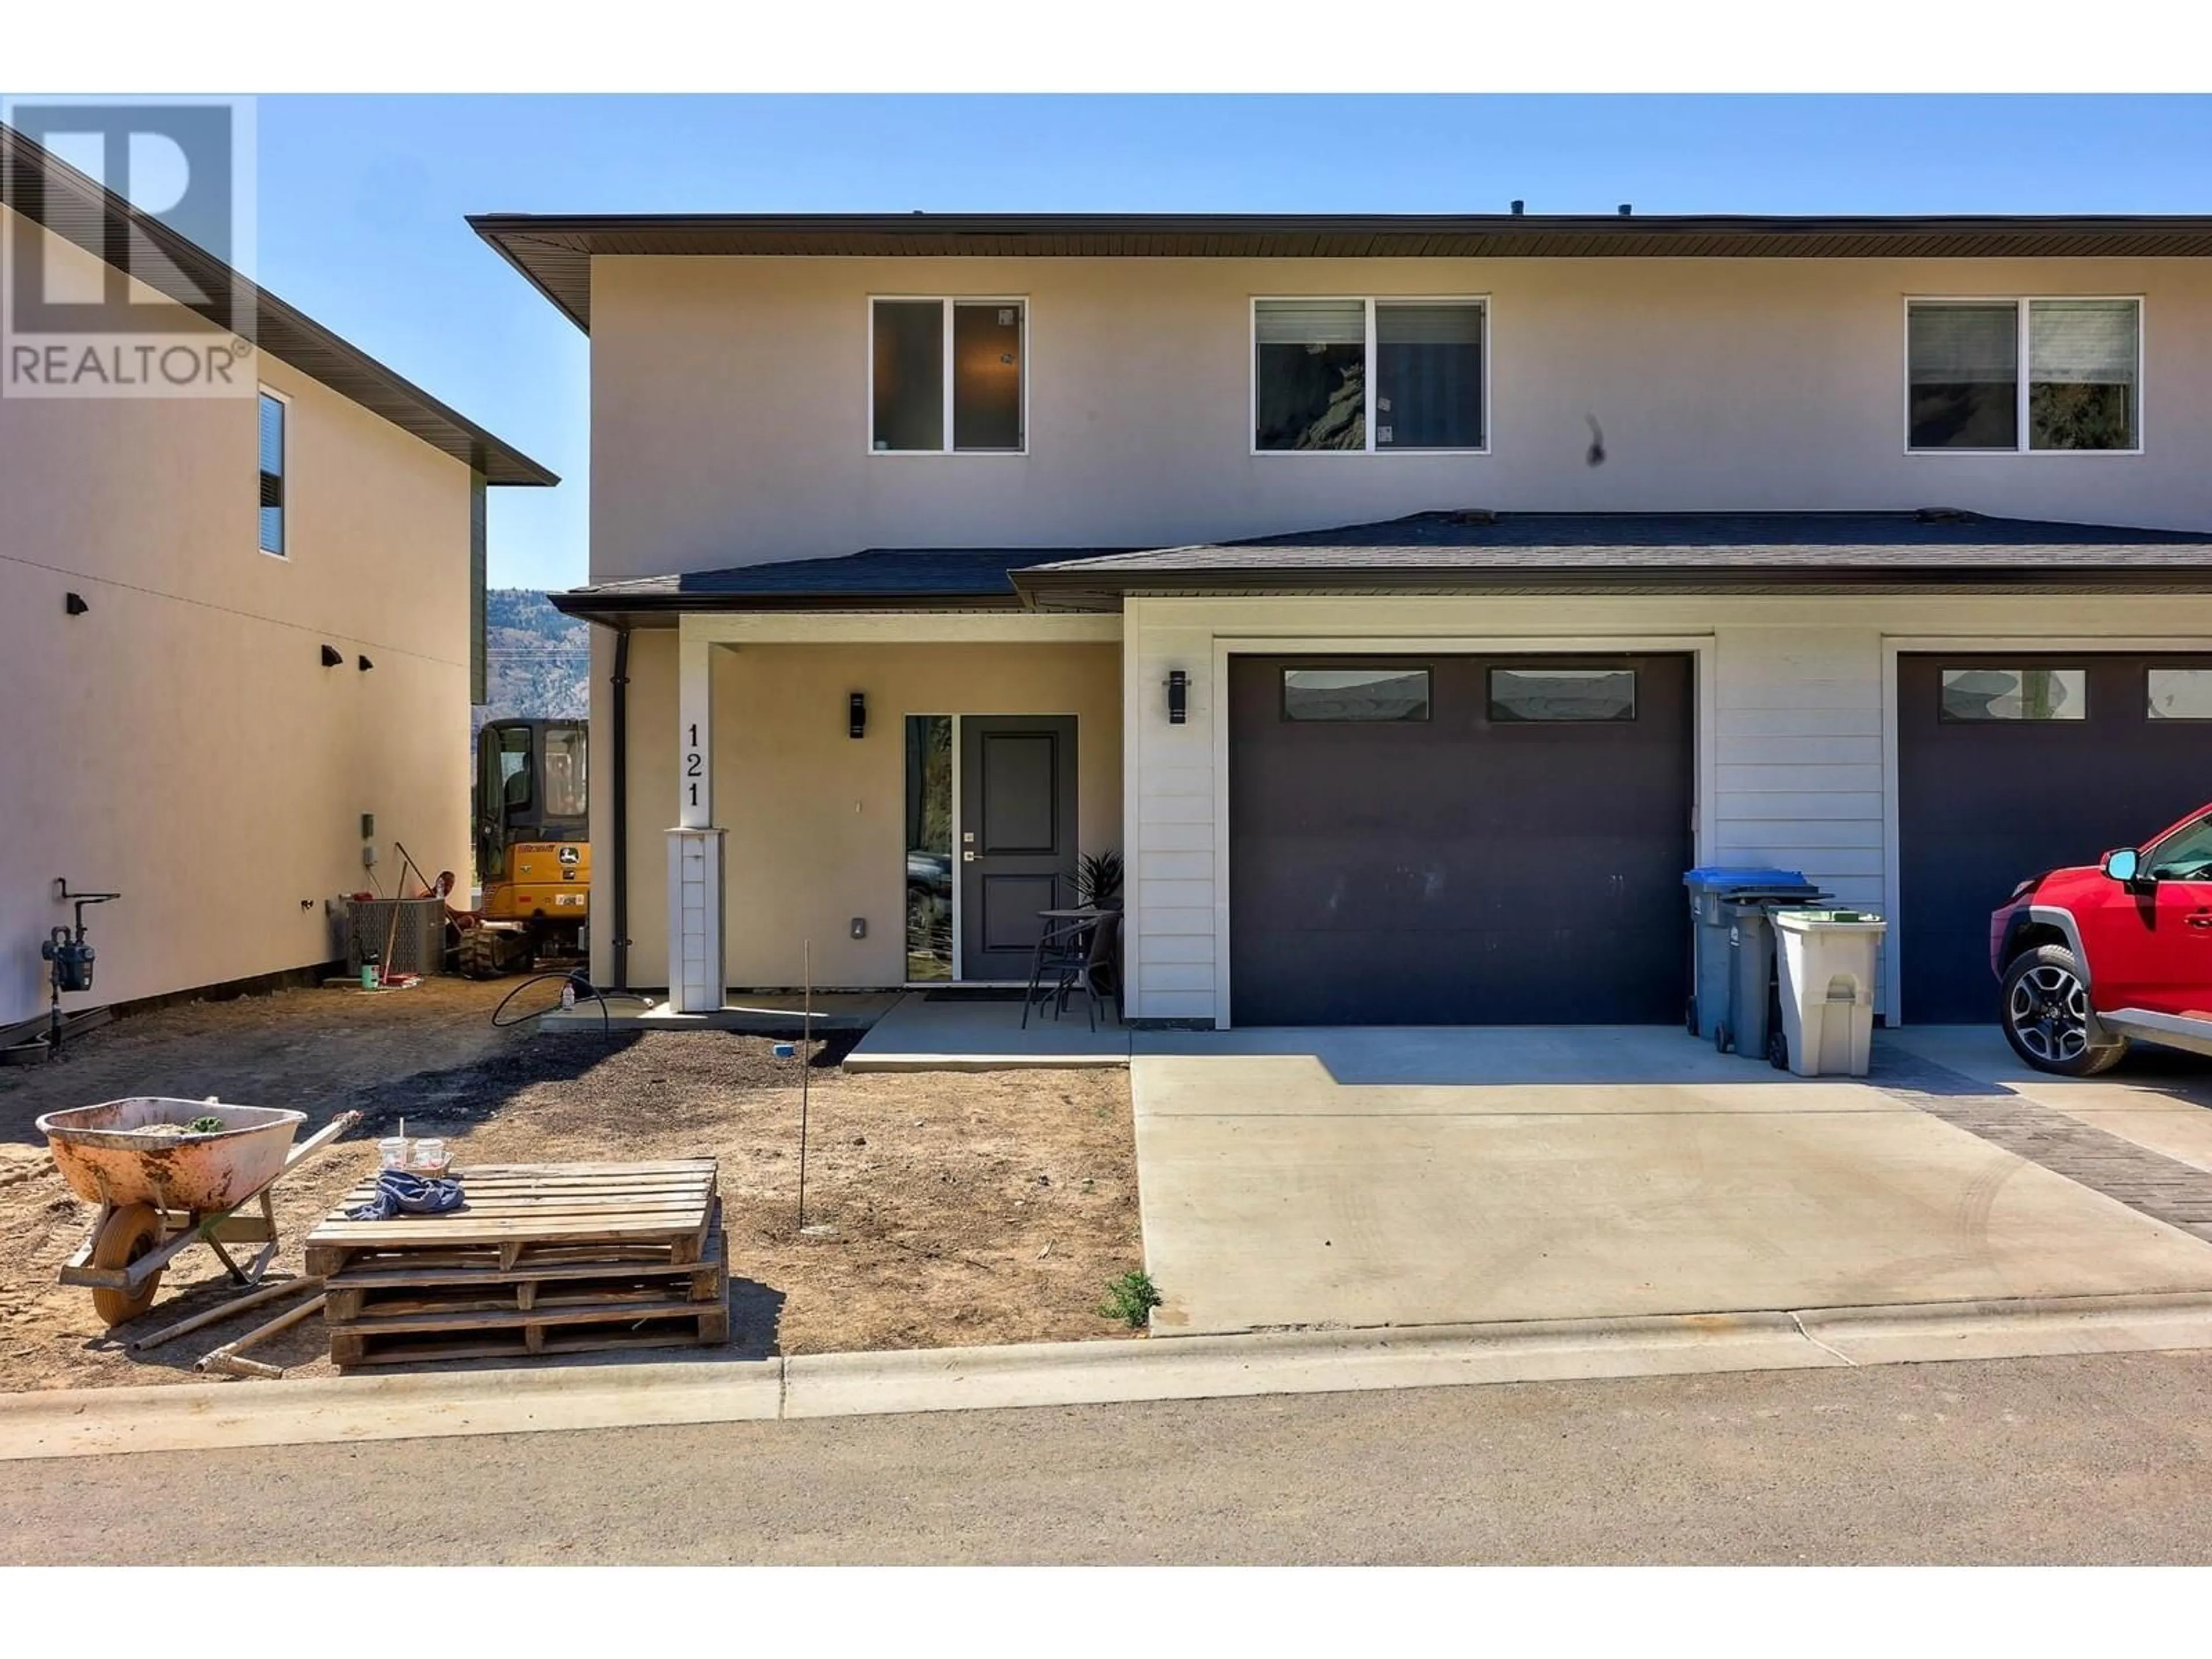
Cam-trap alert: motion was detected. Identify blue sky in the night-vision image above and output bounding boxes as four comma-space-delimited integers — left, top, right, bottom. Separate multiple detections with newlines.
252, 94, 2212, 590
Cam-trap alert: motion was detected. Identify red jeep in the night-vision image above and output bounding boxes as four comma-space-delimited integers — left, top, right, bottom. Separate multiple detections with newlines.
1990, 802, 2212, 1074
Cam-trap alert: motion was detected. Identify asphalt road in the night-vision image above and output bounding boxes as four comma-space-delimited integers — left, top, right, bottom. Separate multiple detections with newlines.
7, 1351, 2212, 1565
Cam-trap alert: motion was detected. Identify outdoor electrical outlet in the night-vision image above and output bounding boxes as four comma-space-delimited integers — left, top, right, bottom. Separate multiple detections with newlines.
362, 844, 378, 869
850, 917, 867, 939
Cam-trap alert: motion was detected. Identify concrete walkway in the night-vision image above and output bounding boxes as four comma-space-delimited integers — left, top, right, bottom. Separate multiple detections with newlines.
1130, 1026, 2212, 1337
843, 991, 1131, 1070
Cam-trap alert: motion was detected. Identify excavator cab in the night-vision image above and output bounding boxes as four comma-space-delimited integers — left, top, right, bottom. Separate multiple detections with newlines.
463, 719, 590, 976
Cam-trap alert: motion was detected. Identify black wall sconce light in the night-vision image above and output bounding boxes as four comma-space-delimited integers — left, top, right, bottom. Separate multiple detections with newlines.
1166, 669, 1188, 725
65, 592, 89, 616
320, 644, 343, 668
357, 655, 374, 672
848, 691, 867, 739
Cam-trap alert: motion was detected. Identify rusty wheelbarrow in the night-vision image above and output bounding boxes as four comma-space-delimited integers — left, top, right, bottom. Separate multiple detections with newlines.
37, 1097, 359, 1327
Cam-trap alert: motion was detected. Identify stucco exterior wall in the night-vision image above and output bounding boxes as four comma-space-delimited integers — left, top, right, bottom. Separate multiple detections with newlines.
1123, 592, 2212, 1029
589, 253, 2212, 581
0, 206, 477, 1028
608, 634, 1122, 989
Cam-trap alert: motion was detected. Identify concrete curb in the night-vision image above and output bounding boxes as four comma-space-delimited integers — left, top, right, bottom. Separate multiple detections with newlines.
5, 1293, 2211, 1463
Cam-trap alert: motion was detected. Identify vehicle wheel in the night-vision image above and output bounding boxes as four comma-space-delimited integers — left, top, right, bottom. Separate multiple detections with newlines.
456, 927, 505, 980
89, 1203, 164, 1327
1767, 1025, 1790, 1071
2000, 944, 2128, 1077
1714, 1021, 1732, 1055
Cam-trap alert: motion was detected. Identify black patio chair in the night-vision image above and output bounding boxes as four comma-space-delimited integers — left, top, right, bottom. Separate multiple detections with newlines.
1047, 909, 1122, 1032
1021, 915, 1094, 1031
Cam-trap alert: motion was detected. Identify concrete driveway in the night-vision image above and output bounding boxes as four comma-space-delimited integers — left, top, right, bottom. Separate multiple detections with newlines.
1130, 1026, 2212, 1336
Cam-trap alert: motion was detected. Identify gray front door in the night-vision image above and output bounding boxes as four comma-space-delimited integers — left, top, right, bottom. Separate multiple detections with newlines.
959, 716, 1078, 980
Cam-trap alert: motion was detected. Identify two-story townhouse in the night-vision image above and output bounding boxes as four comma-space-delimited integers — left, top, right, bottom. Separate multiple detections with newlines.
1, 127, 554, 1040
475, 210, 2212, 1032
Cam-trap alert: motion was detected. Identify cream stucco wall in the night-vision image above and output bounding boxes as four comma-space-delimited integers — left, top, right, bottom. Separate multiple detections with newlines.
604, 633, 1121, 989
0, 206, 478, 1028
589, 253, 2212, 581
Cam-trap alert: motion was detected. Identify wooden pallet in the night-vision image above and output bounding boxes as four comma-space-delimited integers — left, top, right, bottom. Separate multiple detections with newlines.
306, 1160, 728, 1368
304, 1160, 718, 1278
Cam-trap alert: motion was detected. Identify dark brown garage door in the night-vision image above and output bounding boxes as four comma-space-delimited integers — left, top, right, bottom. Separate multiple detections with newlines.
1228, 654, 1694, 1026
1899, 653, 2212, 1024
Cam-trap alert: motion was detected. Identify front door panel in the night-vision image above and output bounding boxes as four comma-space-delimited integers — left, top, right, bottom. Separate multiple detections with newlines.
959, 717, 1077, 980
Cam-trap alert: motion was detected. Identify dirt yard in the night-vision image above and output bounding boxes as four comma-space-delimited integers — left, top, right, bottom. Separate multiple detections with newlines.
0, 978, 1142, 1391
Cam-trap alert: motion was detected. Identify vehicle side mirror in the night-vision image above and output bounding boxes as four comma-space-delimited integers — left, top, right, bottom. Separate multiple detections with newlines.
2103, 847, 2143, 884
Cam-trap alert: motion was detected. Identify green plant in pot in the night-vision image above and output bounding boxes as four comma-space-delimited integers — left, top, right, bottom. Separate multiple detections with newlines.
1075, 849, 1124, 911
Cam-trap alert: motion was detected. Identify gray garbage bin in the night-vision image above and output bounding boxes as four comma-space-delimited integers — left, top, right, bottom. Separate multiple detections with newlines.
1683, 868, 1823, 1044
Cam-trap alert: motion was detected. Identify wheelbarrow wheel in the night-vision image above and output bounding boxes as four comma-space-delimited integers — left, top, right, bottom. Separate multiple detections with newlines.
89, 1203, 164, 1327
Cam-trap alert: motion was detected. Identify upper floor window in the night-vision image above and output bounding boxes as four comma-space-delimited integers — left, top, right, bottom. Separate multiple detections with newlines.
870, 297, 1025, 453
257, 388, 287, 556
1253, 297, 1486, 454
1907, 298, 2141, 454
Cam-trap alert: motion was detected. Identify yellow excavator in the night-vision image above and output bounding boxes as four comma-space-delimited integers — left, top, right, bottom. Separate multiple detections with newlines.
459, 718, 591, 978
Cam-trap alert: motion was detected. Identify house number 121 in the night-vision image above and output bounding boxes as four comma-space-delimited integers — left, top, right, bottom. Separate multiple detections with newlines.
684, 723, 703, 809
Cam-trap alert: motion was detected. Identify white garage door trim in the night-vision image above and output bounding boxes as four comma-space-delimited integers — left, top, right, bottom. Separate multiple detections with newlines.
1207, 632, 1719, 1029
1880, 633, 2212, 1028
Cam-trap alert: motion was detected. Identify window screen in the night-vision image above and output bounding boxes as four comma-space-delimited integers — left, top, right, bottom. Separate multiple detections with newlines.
1255, 300, 1366, 451
1908, 303, 2018, 451
2148, 668, 2212, 721
2029, 300, 2139, 451
1939, 668, 2086, 721
872, 300, 944, 452
1282, 666, 1430, 721
258, 391, 286, 554
1488, 668, 1637, 722
1376, 302, 1484, 450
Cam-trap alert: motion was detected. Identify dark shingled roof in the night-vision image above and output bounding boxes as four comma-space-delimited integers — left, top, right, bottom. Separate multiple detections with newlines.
469, 210, 2212, 334
549, 548, 1130, 619
2, 123, 554, 486
1013, 512, 2212, 605
551, 513, 2212, 623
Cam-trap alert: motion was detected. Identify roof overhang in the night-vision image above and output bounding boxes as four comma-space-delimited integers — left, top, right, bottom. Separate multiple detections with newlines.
2, 123, 555, 486
468, 210, 2212, 335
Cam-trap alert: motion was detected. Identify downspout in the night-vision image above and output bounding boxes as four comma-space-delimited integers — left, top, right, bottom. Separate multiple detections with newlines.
609, 623, 632, 992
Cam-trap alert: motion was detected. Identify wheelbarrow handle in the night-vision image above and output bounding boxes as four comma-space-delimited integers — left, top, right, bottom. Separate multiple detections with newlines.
282, 1110, 362, 1173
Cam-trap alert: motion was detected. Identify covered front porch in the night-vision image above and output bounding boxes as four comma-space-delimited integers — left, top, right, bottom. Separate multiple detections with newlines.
650, 602, 1126, 1021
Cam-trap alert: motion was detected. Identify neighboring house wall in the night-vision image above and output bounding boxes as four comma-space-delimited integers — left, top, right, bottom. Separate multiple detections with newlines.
601, 632, 1121, 989
1122, 591, 2212, 1028
589, 254, 2212, 581
0, 206, 476, 1028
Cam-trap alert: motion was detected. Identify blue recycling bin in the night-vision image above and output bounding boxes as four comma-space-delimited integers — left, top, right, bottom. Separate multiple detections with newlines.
1683, 867, 1823, 1044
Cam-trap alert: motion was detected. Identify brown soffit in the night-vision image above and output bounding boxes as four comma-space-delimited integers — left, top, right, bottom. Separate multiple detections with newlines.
467, 210, 2212, 333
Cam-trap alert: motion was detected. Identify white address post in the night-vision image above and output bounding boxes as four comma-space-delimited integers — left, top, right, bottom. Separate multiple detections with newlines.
666, 624, 726, 1013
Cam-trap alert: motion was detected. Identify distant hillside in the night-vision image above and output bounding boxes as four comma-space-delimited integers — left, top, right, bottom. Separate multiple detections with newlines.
473, 589, 590, 733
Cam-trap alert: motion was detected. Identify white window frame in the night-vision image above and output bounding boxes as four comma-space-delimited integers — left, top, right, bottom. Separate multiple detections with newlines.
865, 294, 1030, 457
1902, 295, 2145, 457
1249, 294, 1491, 458
256, 383, 291, 560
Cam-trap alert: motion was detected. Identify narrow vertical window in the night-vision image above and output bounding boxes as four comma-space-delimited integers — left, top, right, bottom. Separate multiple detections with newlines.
1376, 302, 1485, 450
1907, 302, 2018, 451
872, 300, 944, 452
2029, 299, 2139, 451
258, 390, 286, 555
1254, 300, 1366, 450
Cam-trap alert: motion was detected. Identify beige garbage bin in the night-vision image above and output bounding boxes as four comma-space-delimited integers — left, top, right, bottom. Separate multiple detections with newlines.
1770, 909, 1888, 1077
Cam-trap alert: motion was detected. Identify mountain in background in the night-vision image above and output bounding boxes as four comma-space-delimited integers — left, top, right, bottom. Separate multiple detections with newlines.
473, 588, 590, 733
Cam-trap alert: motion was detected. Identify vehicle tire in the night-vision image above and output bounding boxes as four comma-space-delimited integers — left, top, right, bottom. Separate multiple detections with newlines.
1713, 1021, 1732, 1055
456, 927, 505, 981
89, 1202, 164, 1327
1999, 944, 2128, 1076
1767, 1025, 1790, 1071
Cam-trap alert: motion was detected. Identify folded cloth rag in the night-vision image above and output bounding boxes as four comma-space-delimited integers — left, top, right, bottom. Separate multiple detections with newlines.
347, 1168, 466, 1222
